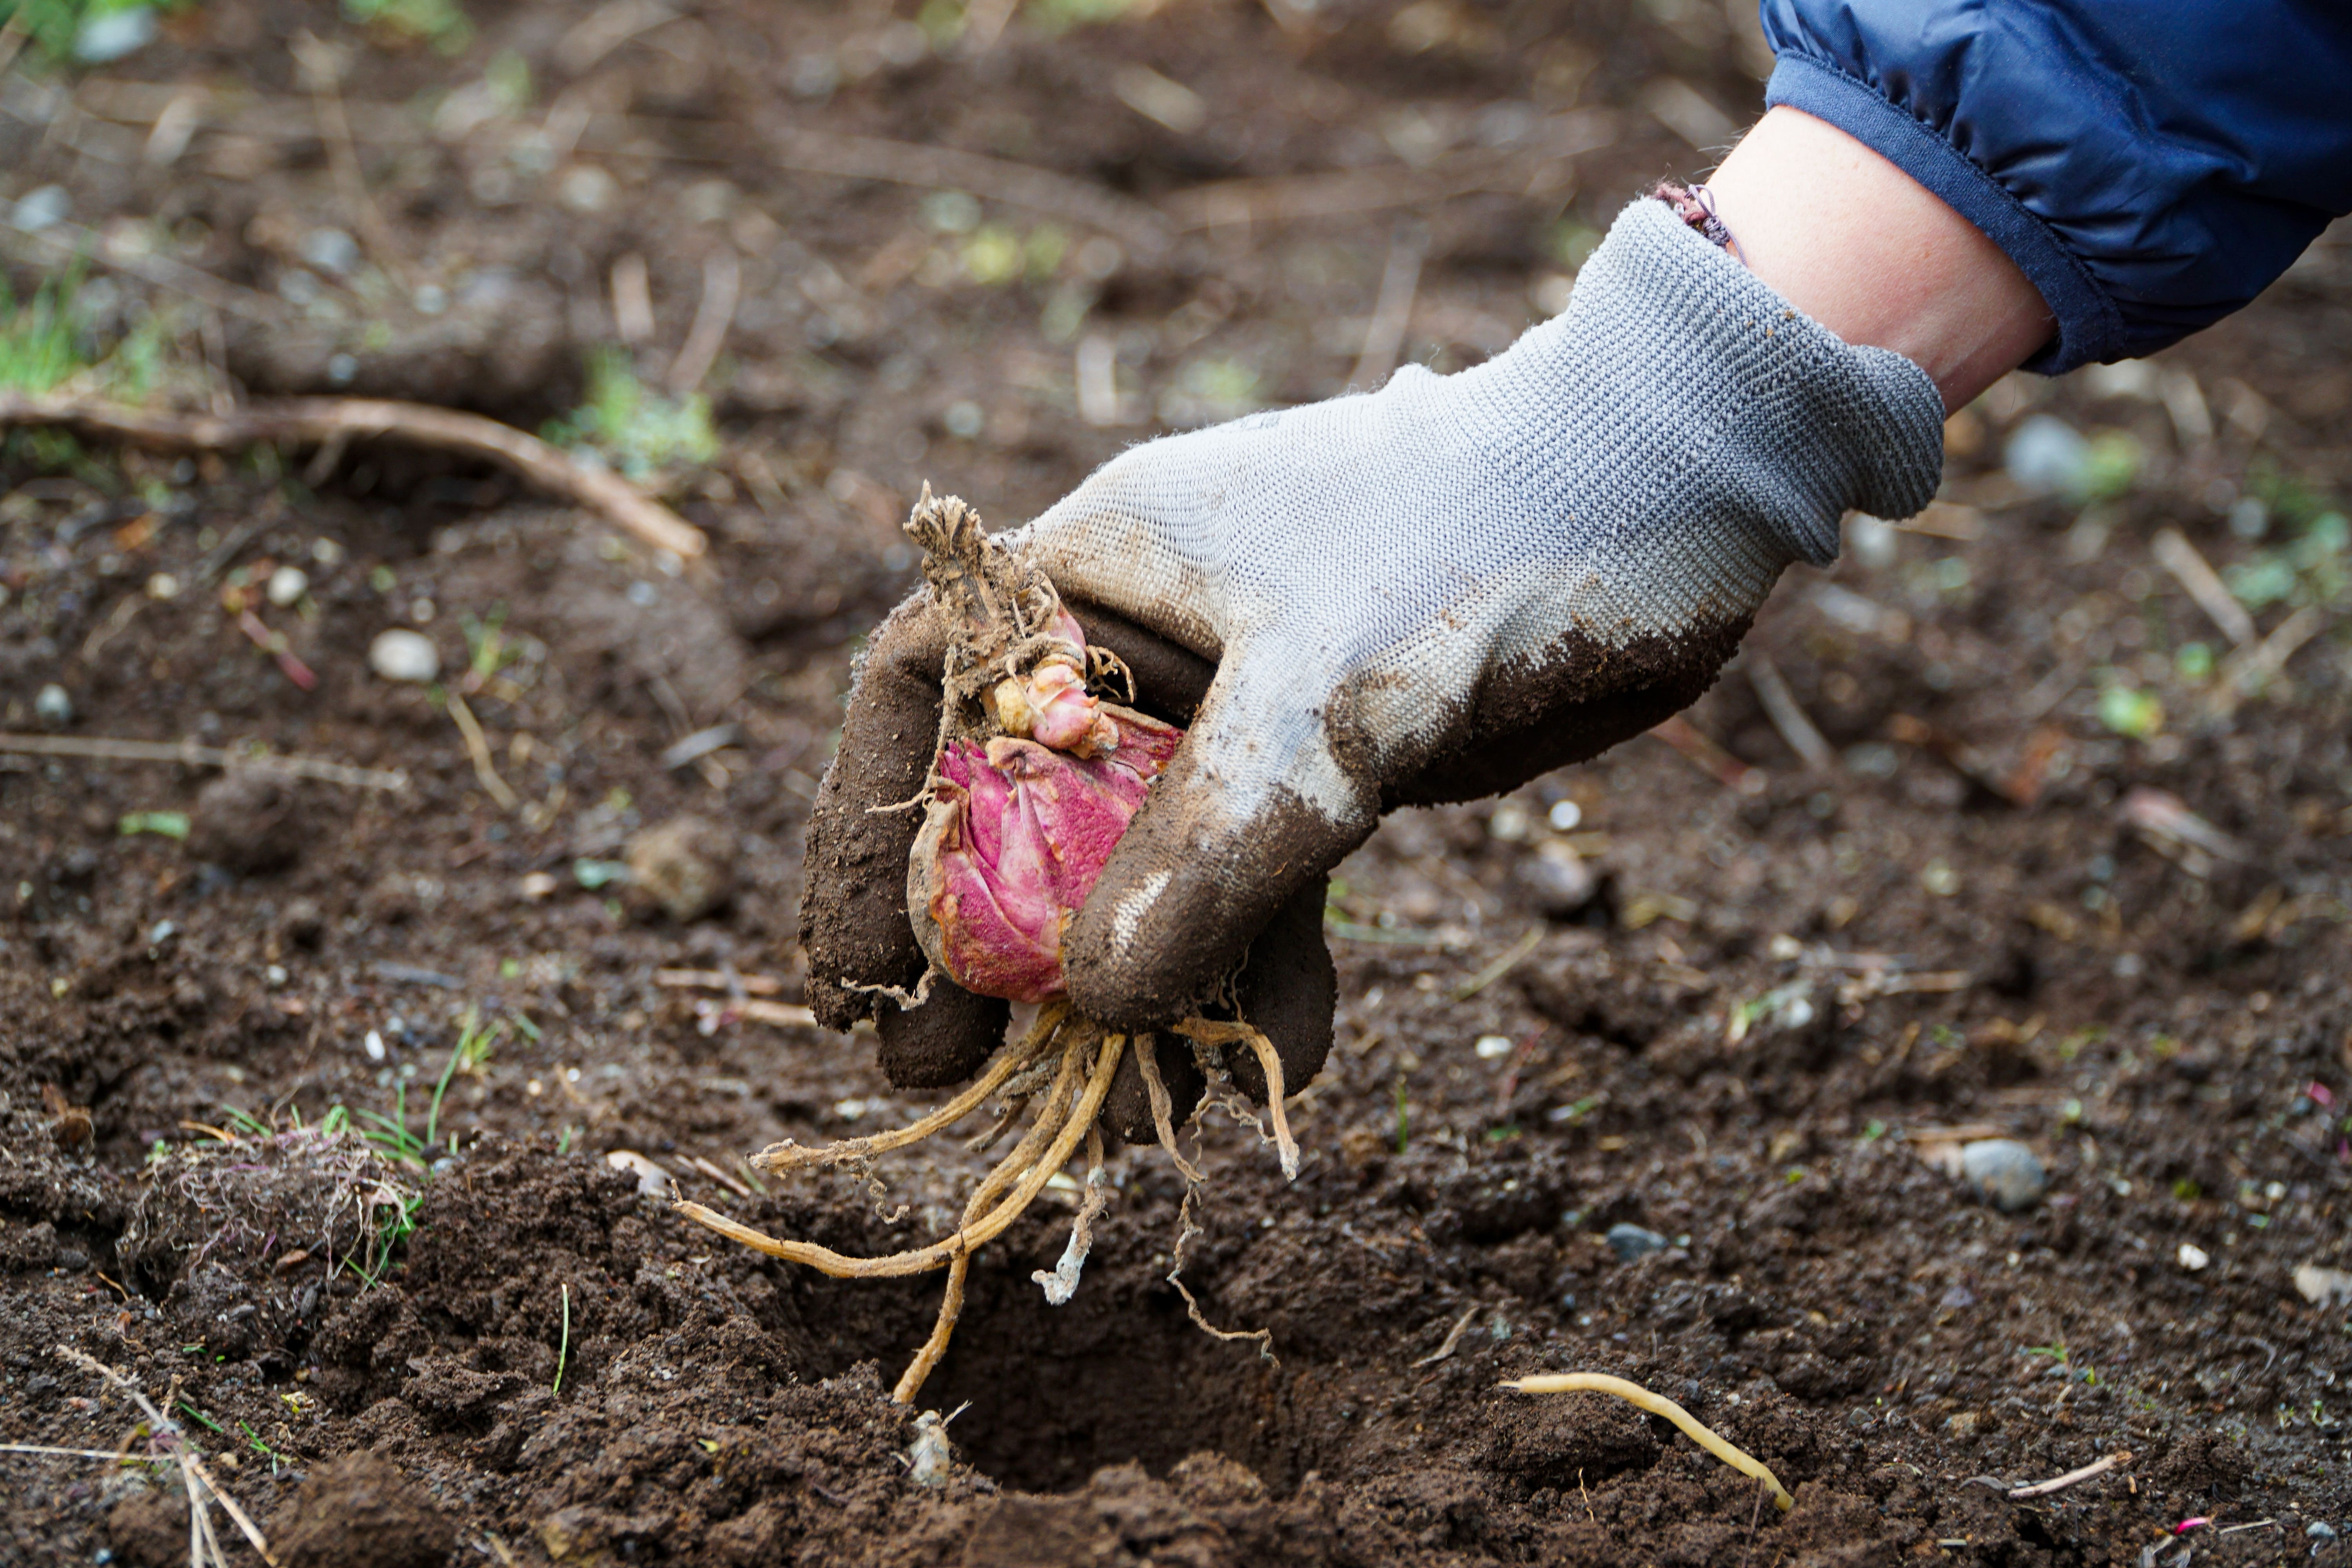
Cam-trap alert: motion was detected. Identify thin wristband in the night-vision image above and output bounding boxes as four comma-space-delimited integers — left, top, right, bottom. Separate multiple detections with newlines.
1652, 180, 1745, 266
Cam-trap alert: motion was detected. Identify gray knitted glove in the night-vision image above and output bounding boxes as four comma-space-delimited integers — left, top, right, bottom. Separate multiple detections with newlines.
1021, 194, 1943, 1026
801, 194, 1942, 1104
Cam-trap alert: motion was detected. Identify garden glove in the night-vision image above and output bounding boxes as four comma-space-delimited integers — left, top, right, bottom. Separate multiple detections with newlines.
803, 194, 1945, 1136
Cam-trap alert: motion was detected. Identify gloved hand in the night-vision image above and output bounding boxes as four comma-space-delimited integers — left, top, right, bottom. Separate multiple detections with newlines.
802, 195, 1944, 1135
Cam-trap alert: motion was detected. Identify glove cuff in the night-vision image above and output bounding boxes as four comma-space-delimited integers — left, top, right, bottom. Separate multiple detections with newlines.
1462, 195, 1946, 568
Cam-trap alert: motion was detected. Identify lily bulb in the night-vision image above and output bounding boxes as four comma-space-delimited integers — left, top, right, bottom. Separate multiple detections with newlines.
915, 706, 1181, 1003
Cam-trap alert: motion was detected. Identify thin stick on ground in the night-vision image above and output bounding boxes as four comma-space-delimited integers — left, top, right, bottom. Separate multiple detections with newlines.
447, 693, 520, 811
1169, 1019, 1300, 1180
0, 731, 407, 790
750, 1002, 1069, 1172
667, 247, 740, 397
0, 394, 708, 560
55, 1346, 281, 1566
2007, 1452, 2132, 1501
1502, 1372, 1794, 1513
1410, 1303, 1482, 1369
290, 31, 411, 288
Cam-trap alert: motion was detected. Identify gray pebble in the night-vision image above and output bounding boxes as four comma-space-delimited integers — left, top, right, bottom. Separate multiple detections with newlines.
8, 184, 69, 233
74, 5, 156, 63
2310, 1522, 2337, 1541
1517, 841, 1597, 918
1960, 1139, 2047, 1212
34, 682, 73, 726
299, 227, 361, 276
368, 628, 441, 684
1605, 1222, 1669, 1262
2004, 414, 2089, 495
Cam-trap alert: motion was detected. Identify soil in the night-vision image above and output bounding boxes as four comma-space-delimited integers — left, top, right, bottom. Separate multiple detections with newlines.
5, 2, 2352, 1565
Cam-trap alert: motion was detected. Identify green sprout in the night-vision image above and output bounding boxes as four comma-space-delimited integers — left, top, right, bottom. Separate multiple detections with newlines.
2096, 681, 2164, 740
543, 347, 718, 482
425, 1007, 505, 1148
341, 0, 472, 52
552, 1281, 571, 1394
0, 269, 90, 393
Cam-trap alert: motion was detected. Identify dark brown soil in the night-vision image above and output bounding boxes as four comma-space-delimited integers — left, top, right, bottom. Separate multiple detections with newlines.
5, 3, 2351, 1565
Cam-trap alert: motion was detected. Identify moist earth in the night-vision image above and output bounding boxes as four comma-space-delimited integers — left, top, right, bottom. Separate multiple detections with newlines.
4, 2, 2351, 1565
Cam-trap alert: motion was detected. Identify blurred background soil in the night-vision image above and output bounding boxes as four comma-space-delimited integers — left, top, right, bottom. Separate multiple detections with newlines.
1, 1, 2349, 1564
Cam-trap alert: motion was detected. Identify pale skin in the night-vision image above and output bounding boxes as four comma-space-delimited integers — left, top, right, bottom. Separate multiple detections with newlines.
1706, 106, 2054, 412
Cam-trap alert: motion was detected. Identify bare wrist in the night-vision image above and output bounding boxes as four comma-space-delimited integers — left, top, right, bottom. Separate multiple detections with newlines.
1693, 107, 2052, 412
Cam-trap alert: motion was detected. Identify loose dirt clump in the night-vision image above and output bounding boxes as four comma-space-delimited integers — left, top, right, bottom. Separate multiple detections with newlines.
269, 1452, 457, 1568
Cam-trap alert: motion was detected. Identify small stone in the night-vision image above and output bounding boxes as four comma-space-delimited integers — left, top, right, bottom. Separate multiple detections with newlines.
298, 227, 361, 276
519, 871, 559, 900
1604, 1223, 1669, 1263
624, 815, 738, 922
1517, 839, 1597, 918
368, 628, 441, 684
558, 164, 620, 214
74, 5, 156, 63
2004, 414, 2090, 495
2178, 1241, 2211, 1272
8, 185, 70, 233
1959, 1139, 2047, 1212
1474, 1033, 1513, 1061
1546, 799, 1582, 831
267, 566, 309, 607
2308, 1522, 2337, 1541
605, 1149, 671, 1196
2292, 1263, 2352, 1306
1944, 1410, 1979, 1438
34, 683, 74, 726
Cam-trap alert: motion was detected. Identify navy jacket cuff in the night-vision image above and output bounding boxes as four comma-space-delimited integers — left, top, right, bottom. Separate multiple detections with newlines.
1763, 53, 2125, 376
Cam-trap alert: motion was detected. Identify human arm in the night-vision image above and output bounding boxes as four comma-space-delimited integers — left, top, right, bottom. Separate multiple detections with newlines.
1704, 106, 2050, 412
802, 2, 2352, 1121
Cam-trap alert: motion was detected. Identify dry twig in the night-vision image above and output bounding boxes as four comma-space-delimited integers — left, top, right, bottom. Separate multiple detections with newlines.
1744, 650, 1837, 772
0, 730, 407, 790
446, 693, 520, 811
667, 247, 740, 396
56, 1346, 280, 1566
2007, 1451, 2132, 1501
290, 32, 410, 286
1410, 1303, 1482, 1368
0, 394, 708, 559
2151, 529, 2255, 647
1350, 224, 1424, 390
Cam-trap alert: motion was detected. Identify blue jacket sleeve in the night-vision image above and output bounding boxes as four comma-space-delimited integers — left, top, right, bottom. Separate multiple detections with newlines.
1759, 1, 2352, 374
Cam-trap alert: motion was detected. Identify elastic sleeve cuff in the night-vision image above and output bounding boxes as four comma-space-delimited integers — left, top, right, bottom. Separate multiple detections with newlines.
1763, 53, 2124, 375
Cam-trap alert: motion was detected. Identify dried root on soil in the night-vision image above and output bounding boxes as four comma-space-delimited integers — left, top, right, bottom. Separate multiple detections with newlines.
0, 392, 707, 559
1503, 1372, 1795, 1512
55, 1346, 281, 1567
680, 489, 1294, 1403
